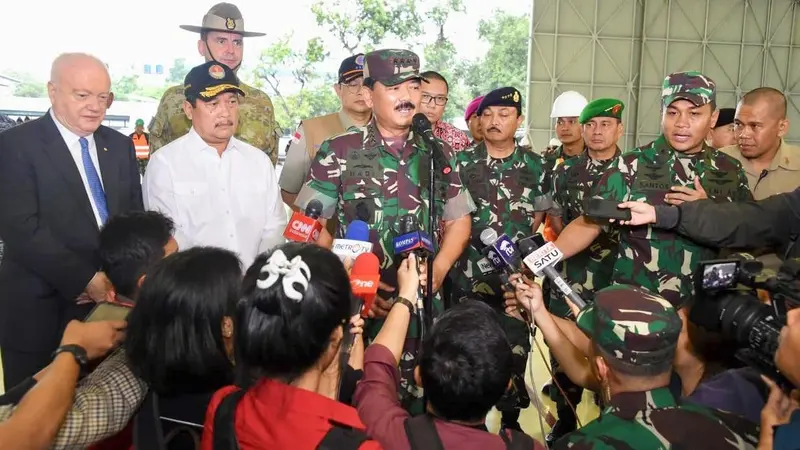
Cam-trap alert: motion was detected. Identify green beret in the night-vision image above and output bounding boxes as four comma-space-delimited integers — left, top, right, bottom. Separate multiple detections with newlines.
476, 86, 522, 116
579, 98, 625, 124
576, 285, 681, 366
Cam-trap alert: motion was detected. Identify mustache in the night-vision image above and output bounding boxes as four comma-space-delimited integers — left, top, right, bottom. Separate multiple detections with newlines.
394, 102, 415, 111
487, 127, 502, 133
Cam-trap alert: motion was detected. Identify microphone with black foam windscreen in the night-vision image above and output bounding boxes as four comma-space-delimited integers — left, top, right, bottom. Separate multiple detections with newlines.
392, 215, 434, 262
331, 220, 373, 261
283, 199, 324, 243
412, 113, 451, 176
479, 228, 530, 323
518, 237, 587, 311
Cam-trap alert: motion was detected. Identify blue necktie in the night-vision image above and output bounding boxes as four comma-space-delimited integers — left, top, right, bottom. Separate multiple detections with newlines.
79, 137, 108, 225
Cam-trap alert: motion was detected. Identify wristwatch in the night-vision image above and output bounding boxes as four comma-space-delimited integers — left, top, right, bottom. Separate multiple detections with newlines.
392, 296, 417, 314
52, 344, 89, 367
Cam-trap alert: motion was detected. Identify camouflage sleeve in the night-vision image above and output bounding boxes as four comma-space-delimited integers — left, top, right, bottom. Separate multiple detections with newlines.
735, 164, 753, 201
442, 142, 476, 221
523, 151, 552, 212
294, 139, 341, 219
147, 91, 173, 154
592, 156, 633, 202
260, 94, 280, 165
549, 163, 567, 217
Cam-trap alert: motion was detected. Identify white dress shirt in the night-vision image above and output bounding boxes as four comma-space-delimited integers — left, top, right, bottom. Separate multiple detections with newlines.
143, 128, 286, 269
50, 109, 105, 228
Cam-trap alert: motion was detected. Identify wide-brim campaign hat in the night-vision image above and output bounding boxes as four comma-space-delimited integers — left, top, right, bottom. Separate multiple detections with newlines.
180, 2, 265, 37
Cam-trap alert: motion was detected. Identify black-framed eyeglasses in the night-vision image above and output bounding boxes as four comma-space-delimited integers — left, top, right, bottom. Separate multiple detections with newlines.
341, 81, 364, 94
422, 94, 448, 106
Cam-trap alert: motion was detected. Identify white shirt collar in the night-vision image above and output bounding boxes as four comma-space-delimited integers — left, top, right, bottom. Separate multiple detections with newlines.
186, 127, 239, 155
49, 109, 95, 148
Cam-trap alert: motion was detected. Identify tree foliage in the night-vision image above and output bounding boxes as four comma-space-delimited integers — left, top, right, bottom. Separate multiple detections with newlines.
459, 11, 529, 99
167, 58, 190, 84
422, 0, 468, 121
5, 71, 47, 98
311, 0, 423, 52
252, 34, 338, 130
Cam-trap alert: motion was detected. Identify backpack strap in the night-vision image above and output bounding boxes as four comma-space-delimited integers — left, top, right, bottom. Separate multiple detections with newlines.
212, 389, 247, 450
133, 391, 166, 450
404, 415, 446, 450
500, 429, 536, 450
316, 423, 369, 450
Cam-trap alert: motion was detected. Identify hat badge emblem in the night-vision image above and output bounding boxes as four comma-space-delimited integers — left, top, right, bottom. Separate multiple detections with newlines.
513, 91, 520, 103
355, 55, 365, 67
225, 17, 236, 30
611, 104, 622, 115
208, 65, 225, 80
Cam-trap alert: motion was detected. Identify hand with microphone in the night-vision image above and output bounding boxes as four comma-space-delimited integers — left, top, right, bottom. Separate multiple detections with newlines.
393, 214, 433, 303
518, 237, 587, 311
332, 220, 374, 264
283, 199, 324, 243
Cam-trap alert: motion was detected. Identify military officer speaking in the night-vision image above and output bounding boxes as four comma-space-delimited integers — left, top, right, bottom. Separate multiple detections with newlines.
552, 71, 752, 307
294, 49, 474, 413
544, 98, 625, 444
448, 86, 549, 432
280, 54, 373, 207
148, 3, 280, 164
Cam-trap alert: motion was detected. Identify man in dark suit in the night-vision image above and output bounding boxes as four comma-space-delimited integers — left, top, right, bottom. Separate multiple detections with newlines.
0, 53, 143, 389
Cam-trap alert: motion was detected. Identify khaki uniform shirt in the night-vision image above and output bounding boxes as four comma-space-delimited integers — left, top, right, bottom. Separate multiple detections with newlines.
721, 140, 800, 200
279, 110, 355, 194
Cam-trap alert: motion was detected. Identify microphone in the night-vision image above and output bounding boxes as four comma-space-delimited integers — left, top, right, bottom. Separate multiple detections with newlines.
283, 199, 324, 243
350, 252, 381, 318
331, 220, 374, 261
479, 228, 530, 322
479, 228, 523, 274
412, 113, 451, 176
518, 237, 587, 310
392, 215, 434, 261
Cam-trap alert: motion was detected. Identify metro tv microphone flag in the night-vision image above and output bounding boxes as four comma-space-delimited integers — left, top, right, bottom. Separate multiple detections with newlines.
332, 220, 373, 261
283, 199, 323, 243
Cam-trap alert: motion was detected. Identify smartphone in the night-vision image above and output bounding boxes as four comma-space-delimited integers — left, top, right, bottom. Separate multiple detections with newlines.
84, 302, 131, 322
584, 198, 632, 221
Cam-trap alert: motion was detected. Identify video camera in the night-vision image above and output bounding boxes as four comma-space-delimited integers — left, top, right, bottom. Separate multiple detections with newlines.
691, 256, 800, 389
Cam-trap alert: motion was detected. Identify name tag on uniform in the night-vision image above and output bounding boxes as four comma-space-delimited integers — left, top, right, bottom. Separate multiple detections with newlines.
477, 257, 495, 275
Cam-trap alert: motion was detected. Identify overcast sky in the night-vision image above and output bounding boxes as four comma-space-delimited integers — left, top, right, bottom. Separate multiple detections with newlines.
3, 0, 531, 80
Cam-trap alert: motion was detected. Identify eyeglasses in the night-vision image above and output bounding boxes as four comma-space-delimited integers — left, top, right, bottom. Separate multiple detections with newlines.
341, 82, 364, 94
422, 94, 448, 106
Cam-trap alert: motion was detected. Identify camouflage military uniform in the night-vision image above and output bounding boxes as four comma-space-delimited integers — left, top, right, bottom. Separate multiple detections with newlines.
448, 140, 550, 416
593, 137, 750, 306
295, 49, 475, 414
148, 82, 280, 164
553, 284, 760, 449
550, 149, 621, 313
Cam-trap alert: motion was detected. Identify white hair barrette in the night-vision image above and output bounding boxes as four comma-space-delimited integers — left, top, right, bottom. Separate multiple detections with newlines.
256, 250, 311, 302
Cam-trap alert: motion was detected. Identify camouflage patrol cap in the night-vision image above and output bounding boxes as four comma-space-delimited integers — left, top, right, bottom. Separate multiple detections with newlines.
662, 71, 716, 108
579, 98, 624, 124
363, 49, 426, 87
180, 3, 265, 37
576, 285, 682, 366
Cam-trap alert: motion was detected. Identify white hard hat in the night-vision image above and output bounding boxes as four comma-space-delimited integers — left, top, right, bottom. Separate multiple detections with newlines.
550, 91, 589, 118
548, 138, 561, 147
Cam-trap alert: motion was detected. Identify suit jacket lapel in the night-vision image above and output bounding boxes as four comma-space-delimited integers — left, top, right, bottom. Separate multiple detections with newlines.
38, 113, 98, 229
94, 132, 120, 217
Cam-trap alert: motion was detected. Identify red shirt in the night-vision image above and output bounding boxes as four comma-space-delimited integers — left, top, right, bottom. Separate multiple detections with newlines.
354, 345, 545, 450
433, 121, 471, 152
201, 379, 382, 450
